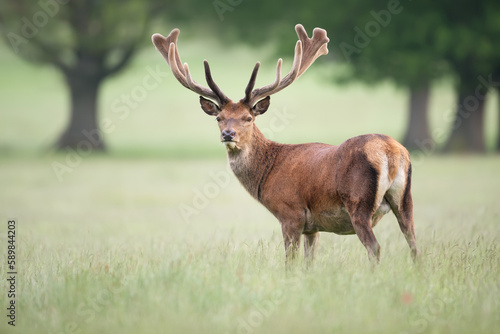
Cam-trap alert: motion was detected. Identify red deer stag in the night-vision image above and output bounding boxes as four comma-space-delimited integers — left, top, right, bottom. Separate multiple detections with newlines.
152, 24, 418, 264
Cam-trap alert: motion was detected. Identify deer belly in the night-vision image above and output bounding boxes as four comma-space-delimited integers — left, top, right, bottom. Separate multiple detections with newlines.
313, 206, 356, 235
310, 200, 391, 235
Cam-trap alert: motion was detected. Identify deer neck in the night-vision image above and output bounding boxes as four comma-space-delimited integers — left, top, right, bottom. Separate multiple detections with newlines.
226, 125, 280, 201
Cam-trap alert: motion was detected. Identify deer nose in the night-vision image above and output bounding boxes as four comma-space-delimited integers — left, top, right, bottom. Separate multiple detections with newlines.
222, 129, 236, 141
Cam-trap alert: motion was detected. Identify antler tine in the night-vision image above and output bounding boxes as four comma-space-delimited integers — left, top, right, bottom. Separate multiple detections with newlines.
167, 43, 189, 89
246, 24, 329, 107
204, 61, 230, 105
241, 62, 261, 104
152, 29, 229, 106
295, 24, 329, 77
247, 42, 301, 106
183, 63, 217, 101
167, 44, 221, 103
244, 59, 283, 106
152, 30, 185, 77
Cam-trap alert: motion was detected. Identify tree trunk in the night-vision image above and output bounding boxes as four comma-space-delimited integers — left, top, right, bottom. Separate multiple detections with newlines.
402, 83, 431, 151
443, 80, 487, 153
55, 74, 106, 151
497, 88, 500, 152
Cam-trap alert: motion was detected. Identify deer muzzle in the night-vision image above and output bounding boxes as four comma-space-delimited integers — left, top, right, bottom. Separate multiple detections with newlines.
221, 129, 236, 142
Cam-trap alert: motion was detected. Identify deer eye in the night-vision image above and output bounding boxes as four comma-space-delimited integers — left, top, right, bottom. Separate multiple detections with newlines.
245, 116, 253, 122
216, 116, 221, 122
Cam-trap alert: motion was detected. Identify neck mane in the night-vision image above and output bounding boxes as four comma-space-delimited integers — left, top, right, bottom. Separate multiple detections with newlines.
226, 125, 282, 201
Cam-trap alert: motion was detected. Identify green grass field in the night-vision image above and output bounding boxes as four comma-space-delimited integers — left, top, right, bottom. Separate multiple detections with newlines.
1, 37, 499, 333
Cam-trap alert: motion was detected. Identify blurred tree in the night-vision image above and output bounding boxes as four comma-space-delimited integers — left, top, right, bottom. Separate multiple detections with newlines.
0, 0, 171, 151
497, 86, 500, 152
438, 0, 500, 152
323, 1, 448, 152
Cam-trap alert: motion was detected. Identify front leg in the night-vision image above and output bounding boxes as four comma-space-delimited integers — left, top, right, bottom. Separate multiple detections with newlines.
304, 232, 320, 266
280, 221, 303, 267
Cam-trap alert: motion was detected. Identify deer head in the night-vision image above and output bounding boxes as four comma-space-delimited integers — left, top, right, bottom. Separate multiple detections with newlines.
152, 24, 329, 151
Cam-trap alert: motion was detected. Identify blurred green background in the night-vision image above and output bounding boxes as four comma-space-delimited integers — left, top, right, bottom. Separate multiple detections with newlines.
0, 1, 499, 334
0, 0, 499, 155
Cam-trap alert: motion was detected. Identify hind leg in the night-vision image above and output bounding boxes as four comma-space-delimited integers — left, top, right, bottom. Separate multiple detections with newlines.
394, 197, 419, 261
346, 207, 381, 263
386, 191, 419, 262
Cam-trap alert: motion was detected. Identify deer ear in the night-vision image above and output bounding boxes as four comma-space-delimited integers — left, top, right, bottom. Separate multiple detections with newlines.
200, 96, 220, 116
252, 96, 270, 116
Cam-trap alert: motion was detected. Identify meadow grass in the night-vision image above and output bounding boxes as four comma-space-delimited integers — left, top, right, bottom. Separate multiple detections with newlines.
0, 36, 499, 333
0, 155, 499, 334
